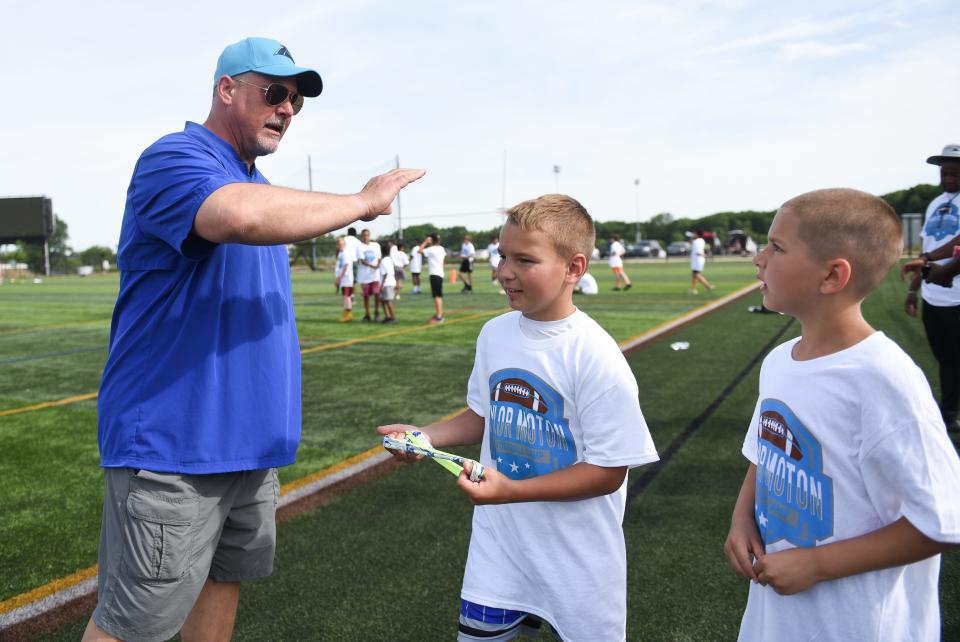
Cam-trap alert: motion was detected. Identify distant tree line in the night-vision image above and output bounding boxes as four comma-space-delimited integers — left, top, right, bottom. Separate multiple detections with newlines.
0, 183, 939, 274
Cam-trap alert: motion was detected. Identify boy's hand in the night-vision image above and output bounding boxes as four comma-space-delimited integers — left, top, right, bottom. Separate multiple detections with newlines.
900, 258, 924, 280
377, 424, 425, 463
724, 515, 765, 582
456, 461, 514, 504
753, 548, 822, 595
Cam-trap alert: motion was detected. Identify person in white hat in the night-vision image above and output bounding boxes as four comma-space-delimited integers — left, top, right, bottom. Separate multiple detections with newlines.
903, 144, 960, 434
83, 37, 424, 642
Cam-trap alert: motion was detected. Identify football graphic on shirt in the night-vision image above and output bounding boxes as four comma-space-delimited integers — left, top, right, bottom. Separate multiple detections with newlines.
759, 410, 803, 461
491, 377, 549, 413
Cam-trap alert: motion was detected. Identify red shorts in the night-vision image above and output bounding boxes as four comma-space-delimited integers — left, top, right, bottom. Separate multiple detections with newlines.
362, 282, 381, 298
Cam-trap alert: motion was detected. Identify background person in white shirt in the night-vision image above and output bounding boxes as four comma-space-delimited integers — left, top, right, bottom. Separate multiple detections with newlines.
357, 228, 382, 321
379, 241, 397, 324
409, 239, 423, 294
486, 236, 500, 283
689, 229, 715, 294
607, 234, 632, 291
420, 233, 447, 322
459, 234, 476, 293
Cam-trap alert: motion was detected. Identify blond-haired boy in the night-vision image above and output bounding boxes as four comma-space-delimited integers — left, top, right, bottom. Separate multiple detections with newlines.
724, 188, 960, 640
379, 194, 659, 641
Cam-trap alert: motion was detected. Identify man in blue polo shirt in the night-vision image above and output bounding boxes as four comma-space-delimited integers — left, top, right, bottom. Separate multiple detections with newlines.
83, 38, 424, 642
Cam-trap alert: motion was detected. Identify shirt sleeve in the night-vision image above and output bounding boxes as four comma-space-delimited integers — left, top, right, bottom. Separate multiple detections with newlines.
860, 420, 960, 543
127, 138, 236, 260
576, 348, 659, 468
742, 397, 763, 465
466, 329, 488, 417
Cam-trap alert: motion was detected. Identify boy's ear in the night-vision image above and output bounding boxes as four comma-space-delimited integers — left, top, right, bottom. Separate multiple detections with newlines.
567, 253, 588, 283
819, 257, 853, 295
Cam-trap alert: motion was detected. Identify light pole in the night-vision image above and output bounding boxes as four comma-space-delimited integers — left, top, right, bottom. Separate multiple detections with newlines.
553, 165, 561, 193
634, 178, 641, 243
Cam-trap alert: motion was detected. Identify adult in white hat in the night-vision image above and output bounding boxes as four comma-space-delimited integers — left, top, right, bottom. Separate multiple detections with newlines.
904, 144, 960, 434
83, 37, 424, 642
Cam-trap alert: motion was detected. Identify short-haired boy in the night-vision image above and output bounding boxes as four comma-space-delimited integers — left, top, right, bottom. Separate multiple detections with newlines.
724, 188, 960, 640
380, 194, 659, 641
357, 228, 382, 322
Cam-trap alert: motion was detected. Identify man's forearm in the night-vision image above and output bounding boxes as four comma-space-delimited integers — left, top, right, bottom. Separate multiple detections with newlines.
195, 183, 370, 245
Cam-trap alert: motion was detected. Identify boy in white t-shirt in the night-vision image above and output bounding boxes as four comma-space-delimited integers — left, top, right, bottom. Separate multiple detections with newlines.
459, 234, 476, 293
380, 195, 659, 641
420, 233, 447, 323
379, 241, 397, 324
724, 188, 960, 641
334, 237, 354, 322
356, 228, 382, 322
607, 234, 632, 291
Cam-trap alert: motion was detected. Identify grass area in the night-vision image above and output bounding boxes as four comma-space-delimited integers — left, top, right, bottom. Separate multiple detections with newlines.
0, 258, 755, 604
9, 259, 959, 640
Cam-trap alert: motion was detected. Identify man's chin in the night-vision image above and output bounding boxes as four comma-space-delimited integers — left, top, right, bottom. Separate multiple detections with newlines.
254, 138, 281, 157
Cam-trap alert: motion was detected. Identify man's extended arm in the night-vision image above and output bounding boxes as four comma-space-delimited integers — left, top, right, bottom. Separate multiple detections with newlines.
194, 168, 424, 245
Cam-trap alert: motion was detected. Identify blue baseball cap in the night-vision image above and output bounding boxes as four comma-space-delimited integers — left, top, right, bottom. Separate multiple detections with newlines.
214, 37, 323, 97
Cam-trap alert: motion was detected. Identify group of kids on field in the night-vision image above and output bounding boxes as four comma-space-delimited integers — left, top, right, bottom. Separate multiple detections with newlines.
379, 191, 960, 641
334, 228, 503, 324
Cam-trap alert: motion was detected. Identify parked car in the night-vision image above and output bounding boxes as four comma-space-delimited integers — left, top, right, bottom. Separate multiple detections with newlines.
625, 240, 666, 259
666, 241, 691, 256
725, 230, 758, 256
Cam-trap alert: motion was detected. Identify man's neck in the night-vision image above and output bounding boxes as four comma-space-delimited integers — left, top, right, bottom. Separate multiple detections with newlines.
202, 117, 255, 170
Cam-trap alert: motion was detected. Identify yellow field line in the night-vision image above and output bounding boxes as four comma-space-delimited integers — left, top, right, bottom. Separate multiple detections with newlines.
0, 392, 99, 419
0, 311, 508, 418
0, 564, 98, 615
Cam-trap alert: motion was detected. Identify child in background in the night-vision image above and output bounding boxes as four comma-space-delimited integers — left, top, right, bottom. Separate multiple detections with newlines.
409, 239, 423, 294
380, 195, 658, 641
607, 234, 632, 291
334, 237, 354, 322
357, 228, 382, 322
379, 241, 397, 324
459, 234, 476, 293
420, 233, 446, 323
393, 241, 408, 299
724, 188, 960, 641
487, 236, 500, 284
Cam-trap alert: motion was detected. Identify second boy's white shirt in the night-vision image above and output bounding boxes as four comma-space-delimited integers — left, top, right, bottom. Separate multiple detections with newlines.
739, 332, 960, 642
463, 310, 659, 642
423, 245, 446, 278
920, 191, 960, 307
356, 241, 381, 284
487, 242, 500, 268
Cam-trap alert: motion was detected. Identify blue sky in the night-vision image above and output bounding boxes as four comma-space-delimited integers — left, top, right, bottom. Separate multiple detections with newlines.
2, 0, 958, 249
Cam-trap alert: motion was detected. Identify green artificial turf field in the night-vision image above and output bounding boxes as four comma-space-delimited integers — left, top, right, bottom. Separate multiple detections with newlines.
3, 258, 958, 640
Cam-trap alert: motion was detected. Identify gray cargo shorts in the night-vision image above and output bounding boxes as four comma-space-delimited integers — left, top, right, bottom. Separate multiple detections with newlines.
92, 467, 279, 642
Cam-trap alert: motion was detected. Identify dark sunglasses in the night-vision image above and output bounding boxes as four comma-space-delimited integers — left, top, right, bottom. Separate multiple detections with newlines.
233, 77, 304, 115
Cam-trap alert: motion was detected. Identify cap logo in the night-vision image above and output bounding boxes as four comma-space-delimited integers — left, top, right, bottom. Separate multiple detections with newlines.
275, 46, 294, 62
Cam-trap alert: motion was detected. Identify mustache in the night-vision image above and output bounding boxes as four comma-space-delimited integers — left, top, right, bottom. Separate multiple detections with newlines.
265, 117, 287, 130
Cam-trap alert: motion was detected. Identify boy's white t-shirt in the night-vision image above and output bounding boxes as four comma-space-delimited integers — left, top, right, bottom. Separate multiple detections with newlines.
690, 237, 706, 272
739, 332, 960, 642
409, 246, 423, 273
423, 245, 446, 278
395, 250, 409, 270
920, 191, 960, 307
463, 310, 659, 642
608, 241, 625, 268
460, 241, 475, 260
379, 256, 396, 287
335, 249, 354, 287
356, 241, 381, 284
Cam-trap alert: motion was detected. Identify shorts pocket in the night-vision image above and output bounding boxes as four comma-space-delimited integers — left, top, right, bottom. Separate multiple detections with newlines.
123, 472, 200, 582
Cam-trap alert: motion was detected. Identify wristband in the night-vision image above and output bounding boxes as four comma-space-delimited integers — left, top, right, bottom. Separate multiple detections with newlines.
920, 252, 931, 263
